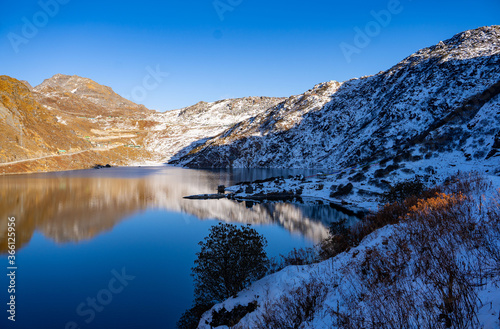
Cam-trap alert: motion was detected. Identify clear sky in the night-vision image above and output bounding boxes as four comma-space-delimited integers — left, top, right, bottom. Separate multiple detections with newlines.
0, 0, 498, 111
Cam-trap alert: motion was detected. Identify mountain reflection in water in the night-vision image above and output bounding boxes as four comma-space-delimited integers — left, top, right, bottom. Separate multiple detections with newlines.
0, 166, 358, 253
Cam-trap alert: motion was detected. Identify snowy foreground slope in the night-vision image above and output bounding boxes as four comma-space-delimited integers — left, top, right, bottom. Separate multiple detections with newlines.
198, 174, 500, 329
172, 26, 500, 174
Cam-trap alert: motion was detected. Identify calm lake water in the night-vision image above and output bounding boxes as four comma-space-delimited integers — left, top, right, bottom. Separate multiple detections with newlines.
0, 166, 357, 329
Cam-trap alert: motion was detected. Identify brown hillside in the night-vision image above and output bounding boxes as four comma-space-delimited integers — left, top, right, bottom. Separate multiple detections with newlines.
0, 76, 89, 163
33, 74, 152, 117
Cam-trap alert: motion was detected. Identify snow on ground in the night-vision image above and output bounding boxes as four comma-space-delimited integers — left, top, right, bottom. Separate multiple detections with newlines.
199, 175, 500, 328
226, 151, 499, 215
56, 116, 67, 125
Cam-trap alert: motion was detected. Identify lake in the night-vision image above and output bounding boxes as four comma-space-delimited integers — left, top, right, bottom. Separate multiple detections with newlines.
0, 166, 358, 329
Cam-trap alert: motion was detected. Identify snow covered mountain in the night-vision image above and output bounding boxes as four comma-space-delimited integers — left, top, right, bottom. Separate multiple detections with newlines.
172, 26, 500, 172
2, 26, 499, 182
144, 96, 286, 162
176, 26, 500, 329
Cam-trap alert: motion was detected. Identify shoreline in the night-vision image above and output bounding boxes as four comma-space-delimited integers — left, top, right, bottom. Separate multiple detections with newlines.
184, 190, 371, 219
0, 163, 169, 177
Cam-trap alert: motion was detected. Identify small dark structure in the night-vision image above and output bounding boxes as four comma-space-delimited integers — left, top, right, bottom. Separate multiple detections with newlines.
93, 164, 112, 169
217, 185, 225, 194
245, 185, 254, 194
184, 194, 227, 200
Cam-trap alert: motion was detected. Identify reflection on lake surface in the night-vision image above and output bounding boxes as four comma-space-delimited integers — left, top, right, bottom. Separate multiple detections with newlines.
0, 166, 357, 329
0, 166, 357, 252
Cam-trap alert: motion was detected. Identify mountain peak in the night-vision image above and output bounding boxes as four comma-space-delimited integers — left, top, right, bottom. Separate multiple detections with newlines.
19, 80, 33, 91
33, 74, 151, 116
385, 25, 500, 76
437, 25, 500, 55
446, 25, 500, 45
35, 74, 113, 95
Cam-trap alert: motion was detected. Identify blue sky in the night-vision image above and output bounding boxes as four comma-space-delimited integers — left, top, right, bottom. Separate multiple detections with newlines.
0, 0, 498, 111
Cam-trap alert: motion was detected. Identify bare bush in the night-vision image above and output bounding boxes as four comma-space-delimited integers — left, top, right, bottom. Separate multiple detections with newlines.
381, 175, 426, 203
332, 173, 500, 328
319, 218, 353, 259
443, 171, 492, 196
319, 184, 442, 261
268, 247, 319, 274
404, 193, 480, 327
210, 301, 258, 327
253, 278, 328, 329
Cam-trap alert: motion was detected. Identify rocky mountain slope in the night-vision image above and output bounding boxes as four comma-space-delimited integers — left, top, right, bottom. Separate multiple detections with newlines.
0, 75, 157, 173
31, 74, 156, 156
172, 26, 500, 172
0, 76, 89, 163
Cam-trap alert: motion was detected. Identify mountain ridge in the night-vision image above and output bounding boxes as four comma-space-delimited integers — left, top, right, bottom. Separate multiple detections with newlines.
0, 25, 499, 177
0, 74, 285, 173
171, 25, 500, 170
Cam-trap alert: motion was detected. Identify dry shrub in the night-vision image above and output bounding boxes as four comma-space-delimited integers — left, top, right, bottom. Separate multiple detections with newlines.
443, 171, 492, 196
268, 247, 319, 274
319, 218, 353, 259
279, 247, 319, 267
253, 278, 327, 329
408, 192, 466, 215
332, 173, 500, 329
319, 233, 352, 260
404, 192, 479, 328
320, 185, 442, 261
484, 188, 500, 278
210, 301, 258, 328
352, 185, 443, 246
